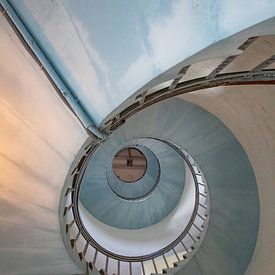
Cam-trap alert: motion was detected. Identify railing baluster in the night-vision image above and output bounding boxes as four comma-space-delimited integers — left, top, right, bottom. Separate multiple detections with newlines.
63, 203, 73, 216
64, 187, 75, 197
140, 262, 145, 275
197, 212, 206, 221
162, 255, 169, 268
129, 262, 132, 275
152, 258, 158, 273
199, 202, 207, 209
173, 248, 180, 261
180, 240, 189, 253
105, 256, 109, 274
70, 166, 78, 175
117, 260, 120, 275
66, 218, 75, 233
83, 242, 89, 257
188, 232, 196, 243
93, 249, 98, 265
193, 223, 202, 232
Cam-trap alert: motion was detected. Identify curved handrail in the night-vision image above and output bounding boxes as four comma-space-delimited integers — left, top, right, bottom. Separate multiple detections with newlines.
101, 69, 275, 133
61, 138, 210, 274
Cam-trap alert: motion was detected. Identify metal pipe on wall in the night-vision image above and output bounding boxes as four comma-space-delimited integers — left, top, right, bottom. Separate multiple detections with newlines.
0, 0, 105, 140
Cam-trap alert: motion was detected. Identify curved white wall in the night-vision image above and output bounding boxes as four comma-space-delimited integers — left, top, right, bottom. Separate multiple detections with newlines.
0, 15, 86, 274
176, 33, 275, 275
180, 85, 275, 275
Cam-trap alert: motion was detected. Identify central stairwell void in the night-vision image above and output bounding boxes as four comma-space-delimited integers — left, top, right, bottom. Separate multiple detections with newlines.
60, 99, 259, 275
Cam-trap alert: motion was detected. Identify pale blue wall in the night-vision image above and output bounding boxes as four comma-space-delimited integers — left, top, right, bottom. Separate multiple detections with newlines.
9, 0, 275, 124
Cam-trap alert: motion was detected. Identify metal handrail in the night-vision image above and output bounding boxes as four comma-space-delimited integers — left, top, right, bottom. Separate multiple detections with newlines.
61, 138, 209, 274
101, 69, 275, 133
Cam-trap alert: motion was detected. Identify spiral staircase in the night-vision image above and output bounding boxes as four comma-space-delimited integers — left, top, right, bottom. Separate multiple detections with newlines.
0, 1, 275, 275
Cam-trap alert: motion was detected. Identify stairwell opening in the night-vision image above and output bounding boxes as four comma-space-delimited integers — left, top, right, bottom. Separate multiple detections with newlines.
112, 147, 147, 183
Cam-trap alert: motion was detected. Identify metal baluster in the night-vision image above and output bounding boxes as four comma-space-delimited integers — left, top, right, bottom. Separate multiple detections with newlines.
152, 258, 158, 273
180, 240, 188, 259
75, 230, 81, 241
70, 166, 78, 175
66, 218, 75, 233
63, 203, 73, 216
64, 187, 75, 197
199, 202, 207, 209
117, 260, 120, 275
93, 249, 98, 265
173, 248, 180, 261
105, 256, 109, 274
141, 261, 146, 275
188, 232, 196, 243
180, 240, 189, 253
83, 242, 89, 257
162, 255, 169, 268
193, 223, 202, 232
197, 212, 206, 221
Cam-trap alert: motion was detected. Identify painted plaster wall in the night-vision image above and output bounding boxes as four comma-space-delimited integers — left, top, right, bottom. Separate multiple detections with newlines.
0, 15, 86, 274
176, 34, 275, 274
180, 86, 275, 275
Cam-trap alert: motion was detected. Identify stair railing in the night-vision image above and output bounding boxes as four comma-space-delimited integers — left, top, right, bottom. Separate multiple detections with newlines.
60, 137, 210, 275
